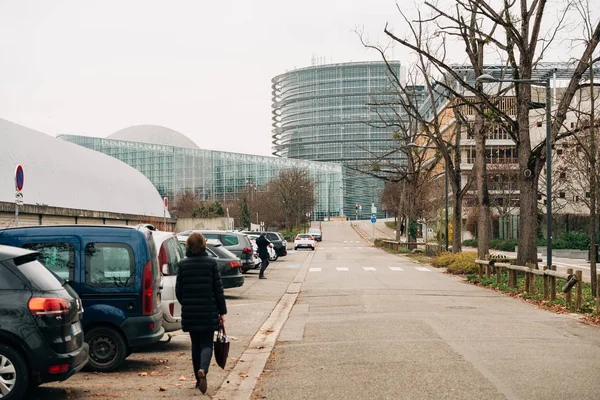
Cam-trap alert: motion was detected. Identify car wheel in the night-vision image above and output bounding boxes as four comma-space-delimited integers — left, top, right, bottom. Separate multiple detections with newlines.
86, 326, 128, 372
0, 344, 29, 400
294, 247, 297, 251
269, 253, 278, 261
311, 247, 315, 251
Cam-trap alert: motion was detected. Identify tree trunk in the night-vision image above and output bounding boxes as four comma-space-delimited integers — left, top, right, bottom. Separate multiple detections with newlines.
396, 186, 403, 241
475, 119, 490, 259
452, 187, 462, 253
590, 60, 597, 296
517, 173, 540, 265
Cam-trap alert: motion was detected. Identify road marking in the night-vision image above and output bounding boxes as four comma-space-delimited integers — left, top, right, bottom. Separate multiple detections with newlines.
363, 267, 377, 271
416, 267, 431, 272
336, 267, 349, 271
309, 268, 321, 272
389, 267, 404, 271
286, 264, 300, 269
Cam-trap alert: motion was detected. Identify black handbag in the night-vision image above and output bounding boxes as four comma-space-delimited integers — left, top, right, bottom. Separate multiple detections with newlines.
214, 322, 229, 369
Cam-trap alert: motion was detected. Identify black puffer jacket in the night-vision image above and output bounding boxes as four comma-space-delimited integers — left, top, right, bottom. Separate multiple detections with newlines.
175, 251, 227, 333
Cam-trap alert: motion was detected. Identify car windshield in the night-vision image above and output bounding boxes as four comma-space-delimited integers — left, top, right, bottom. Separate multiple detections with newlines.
298, 235, 312, 239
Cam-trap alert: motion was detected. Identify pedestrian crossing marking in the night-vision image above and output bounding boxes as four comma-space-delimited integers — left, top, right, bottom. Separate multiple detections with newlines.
363, 267, 376, 271
389, 267, 404, 271
309, 268, 321, 272
336, 267, 349, 271
287, 264, 301, 269
416, 267, 431, 272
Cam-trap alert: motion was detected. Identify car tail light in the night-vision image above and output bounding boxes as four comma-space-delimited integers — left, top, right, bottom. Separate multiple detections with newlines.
169, 303, 174, 317
242, 247, 253, 254
158, 246, 169, 276
295, 237, 300, 240
229, 261, 242, 268
142, 261, 153, 316
28, 297, 70, 316
48, 364, 69, 374
309, 237, 314, 240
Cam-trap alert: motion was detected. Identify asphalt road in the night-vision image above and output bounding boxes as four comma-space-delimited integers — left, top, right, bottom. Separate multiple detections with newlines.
253, 221, 600, 400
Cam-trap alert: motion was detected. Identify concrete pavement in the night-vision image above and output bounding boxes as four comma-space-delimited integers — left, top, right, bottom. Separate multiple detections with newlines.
253, 221, 600, 400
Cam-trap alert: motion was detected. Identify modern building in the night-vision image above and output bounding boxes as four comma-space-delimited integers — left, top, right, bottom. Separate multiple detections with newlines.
60, 127, 344, 221
271, 61, 421, 218
0, 119, 172, 229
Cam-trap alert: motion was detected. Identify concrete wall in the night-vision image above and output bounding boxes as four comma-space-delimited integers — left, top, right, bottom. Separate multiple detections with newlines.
0, 202, 176, 231
175, 217, 233, 232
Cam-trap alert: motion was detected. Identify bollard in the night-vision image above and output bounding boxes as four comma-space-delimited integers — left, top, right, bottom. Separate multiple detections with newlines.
566, 268, 574, 308
543, 267, 549, 300
485, 263, 491, 279
496, 263, 502, 285
575, 270, 583, 311
550, 265, 557, 300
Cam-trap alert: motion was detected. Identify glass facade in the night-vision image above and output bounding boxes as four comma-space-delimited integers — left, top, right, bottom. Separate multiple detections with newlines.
271, 61, 416, 218
59, 135, 343, 221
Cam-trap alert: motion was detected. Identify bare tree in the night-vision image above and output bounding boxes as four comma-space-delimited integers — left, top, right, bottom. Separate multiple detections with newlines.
381, 0, 600, 264
171, 192, 201, 218
269, 168, 316, 230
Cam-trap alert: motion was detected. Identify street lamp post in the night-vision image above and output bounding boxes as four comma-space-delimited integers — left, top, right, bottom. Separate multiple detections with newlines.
476, 73, 552, 270
407, 142, 449, 251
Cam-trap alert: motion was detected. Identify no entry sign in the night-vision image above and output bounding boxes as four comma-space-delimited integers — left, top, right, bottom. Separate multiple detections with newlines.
15, 165, 24, 191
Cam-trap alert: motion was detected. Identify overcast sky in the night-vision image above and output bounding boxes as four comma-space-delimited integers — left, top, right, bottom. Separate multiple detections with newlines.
0, 1, 595, 156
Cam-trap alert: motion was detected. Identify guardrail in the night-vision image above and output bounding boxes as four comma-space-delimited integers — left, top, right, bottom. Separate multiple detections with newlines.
474, 256, 584, 310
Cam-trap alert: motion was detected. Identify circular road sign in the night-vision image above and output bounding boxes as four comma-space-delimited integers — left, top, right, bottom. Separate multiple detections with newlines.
15, 165, 24, 191
163, 197, 169, 209
371, 217, 377, 223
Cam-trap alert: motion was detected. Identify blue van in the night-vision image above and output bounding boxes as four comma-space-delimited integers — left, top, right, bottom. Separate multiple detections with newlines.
0, 225, 164, 372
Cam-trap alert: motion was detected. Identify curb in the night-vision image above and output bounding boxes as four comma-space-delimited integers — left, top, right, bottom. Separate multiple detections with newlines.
213, 250, 315, 400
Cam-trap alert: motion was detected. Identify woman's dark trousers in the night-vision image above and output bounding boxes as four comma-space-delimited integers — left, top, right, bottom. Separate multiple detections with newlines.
190, 331, 214, 378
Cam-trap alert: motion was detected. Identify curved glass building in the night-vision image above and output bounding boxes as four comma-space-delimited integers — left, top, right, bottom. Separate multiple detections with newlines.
271, 61, 413, 218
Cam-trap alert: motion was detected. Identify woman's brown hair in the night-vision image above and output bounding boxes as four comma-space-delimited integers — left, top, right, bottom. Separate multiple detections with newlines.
186, 232, 206, 255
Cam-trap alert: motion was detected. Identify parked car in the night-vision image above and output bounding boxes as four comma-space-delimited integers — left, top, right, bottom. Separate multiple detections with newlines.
308, 228, 322, 241
152, 231, 185, 333
243, 231, 287, 259
247, 233, 277, 262
294, 234, 316, 250
0, 225, 164, 372
176, 238, 245, 288
182, 230, 254, 273
0, 244, 89, 400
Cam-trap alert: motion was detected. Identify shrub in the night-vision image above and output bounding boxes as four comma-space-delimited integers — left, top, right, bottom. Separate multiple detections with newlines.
462, 239, 478, 247
385, 221, 396, 230
374, 238, 384, 247
432, 252, 478, 274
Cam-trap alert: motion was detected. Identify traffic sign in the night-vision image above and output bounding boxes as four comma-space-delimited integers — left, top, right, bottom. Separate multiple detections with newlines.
15, 191, 23, 206
371, 217, 377, 223
15, 165, 24, 191
371, 213, 376, 219
163, 197, 169, 210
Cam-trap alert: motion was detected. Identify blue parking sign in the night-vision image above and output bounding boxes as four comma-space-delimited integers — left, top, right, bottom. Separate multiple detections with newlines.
371, 217, 377, 223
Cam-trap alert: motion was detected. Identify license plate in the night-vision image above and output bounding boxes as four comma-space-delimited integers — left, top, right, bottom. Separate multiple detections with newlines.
71, 321, 82, 336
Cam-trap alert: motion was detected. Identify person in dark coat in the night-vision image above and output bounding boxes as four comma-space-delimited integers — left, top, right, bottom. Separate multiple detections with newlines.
255, 232, 271, 279
176, 232, 227, 394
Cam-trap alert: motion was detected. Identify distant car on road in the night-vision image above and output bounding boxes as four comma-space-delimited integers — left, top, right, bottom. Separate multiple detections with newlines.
308, 228, 322, 241
294, 234, 316, 251
0, 244, 89, 400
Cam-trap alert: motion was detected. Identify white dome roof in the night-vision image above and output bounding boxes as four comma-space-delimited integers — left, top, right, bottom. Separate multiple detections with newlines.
0, 119, 169, 217
109, 125, 199, 148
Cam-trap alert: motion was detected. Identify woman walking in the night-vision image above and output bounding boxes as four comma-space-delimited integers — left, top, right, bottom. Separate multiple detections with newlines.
176, 232, 227, 394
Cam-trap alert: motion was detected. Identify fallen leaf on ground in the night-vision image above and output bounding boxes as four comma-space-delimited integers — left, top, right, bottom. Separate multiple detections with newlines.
178, 376, 186, 381
159, 387, 167, 391
239, 373, 249, 378
139, 372, 148, 377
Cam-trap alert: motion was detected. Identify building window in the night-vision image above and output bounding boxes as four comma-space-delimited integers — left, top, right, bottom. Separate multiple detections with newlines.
557, 149, 563, 155
559, 192, 566, 199
559, 172, 566, 179
570, 122, 575, 129
537, 194, 542, 200
574, 195, 580, 202
536, 121, 543, 127
586, 192, 591, 198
